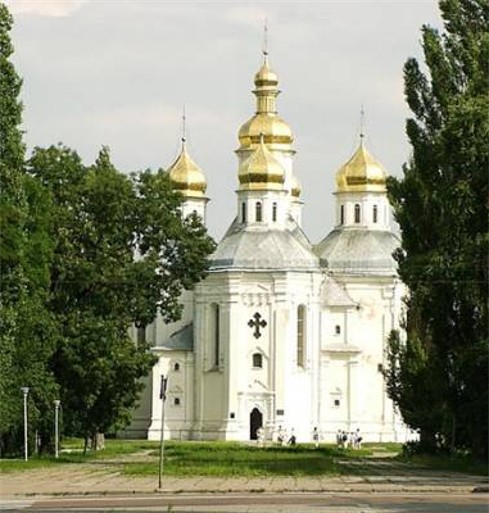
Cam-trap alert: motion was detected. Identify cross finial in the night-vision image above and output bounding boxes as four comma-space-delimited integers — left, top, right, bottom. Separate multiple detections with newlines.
181, 104, 186, 146
262, 18, 268, 60
359, 104, 365, 145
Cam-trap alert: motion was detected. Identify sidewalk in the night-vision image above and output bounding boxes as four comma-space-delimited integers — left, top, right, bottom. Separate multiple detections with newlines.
1, 464, 487, 498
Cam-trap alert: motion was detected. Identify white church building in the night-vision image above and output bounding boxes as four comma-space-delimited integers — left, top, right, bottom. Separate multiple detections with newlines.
126, 53, 409, 444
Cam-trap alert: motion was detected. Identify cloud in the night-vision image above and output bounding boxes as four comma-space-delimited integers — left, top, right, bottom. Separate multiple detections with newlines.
7, 0, 88, 17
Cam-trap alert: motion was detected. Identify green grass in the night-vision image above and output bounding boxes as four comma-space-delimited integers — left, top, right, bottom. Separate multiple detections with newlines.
125, 443, 340, 477
1, 440, 485, 477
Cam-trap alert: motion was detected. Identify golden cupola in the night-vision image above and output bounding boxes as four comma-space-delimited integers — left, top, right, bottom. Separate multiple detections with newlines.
291, 174, 302, 198
237, 55, 294, 152
335, 140, 387, 193
168, 140, 207, 198
238, 134, 285, 191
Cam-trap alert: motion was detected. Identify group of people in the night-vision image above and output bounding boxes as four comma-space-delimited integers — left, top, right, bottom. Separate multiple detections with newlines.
276, 425, 296, 446
255, 426, 363, 449
336, 428, 363, 449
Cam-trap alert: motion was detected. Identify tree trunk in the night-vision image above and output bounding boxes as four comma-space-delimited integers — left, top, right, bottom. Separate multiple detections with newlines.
90, 433, 105, 451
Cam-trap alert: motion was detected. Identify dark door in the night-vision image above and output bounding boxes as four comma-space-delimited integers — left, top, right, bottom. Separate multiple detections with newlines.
250, 408, 262, 440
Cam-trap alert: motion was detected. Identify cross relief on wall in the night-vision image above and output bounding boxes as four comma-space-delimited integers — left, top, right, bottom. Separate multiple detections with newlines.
248, 312, 267, 339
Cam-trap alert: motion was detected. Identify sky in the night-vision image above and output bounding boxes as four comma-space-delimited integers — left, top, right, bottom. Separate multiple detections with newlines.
7, 0, 442, 243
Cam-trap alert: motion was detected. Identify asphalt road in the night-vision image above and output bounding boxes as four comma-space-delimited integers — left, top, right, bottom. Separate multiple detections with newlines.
2, 492, 488, 513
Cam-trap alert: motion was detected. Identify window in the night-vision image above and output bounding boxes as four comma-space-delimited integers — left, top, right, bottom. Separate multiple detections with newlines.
334, 399, 340, 407
174, 362, 180, 372
255, 202, 262, 222
210, 303, 220, 368
174, 397, 181, 406
241, 202, 247, 223
373, 205, 378, 223
252, 353, 263, 368
272, 202, 277, 222
354, 204, 361, 223
335, 325, 341, 335
297, 305, 306, 367
340, 205, 344, 225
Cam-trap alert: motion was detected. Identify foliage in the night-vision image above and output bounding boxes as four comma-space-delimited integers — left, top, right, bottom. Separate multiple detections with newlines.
386, 0, 489, 458
28, 144, 215, 446
0, 2, 58, 456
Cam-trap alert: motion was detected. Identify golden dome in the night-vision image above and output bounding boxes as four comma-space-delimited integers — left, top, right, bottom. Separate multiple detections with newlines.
254, 59, 278, 86
238, 114, 293, 150
291, 174, 302, 198
168, 143, 207, 198
335, 142, 387, 193
239, 135, 285, 191
237, 56, 294, 152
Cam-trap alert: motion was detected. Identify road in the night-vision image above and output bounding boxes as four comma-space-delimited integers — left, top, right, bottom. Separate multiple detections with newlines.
2, 492, 488, 512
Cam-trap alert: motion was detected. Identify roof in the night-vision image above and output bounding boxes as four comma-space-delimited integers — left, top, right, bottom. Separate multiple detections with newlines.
315, 228, 400, 276
321, 275, 356, 307
157, 323, 194, 351
210, 216, 319, 272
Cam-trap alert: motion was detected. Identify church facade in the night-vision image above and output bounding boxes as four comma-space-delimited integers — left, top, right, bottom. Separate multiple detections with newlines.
126, 54, 410, 444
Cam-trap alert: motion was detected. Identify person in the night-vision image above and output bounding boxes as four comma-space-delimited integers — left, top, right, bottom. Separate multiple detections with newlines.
355, 428, 363, 449
288, 428, 296, 446
336, 429, 343, 447
256, 427, 265, 447
341, 430, 348, 449
277, 425, 286, 446
312, 427, 319, 448
349, 431, 355, 449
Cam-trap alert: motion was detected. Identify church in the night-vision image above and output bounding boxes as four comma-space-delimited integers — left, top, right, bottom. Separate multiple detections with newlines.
126, 51, 409, 444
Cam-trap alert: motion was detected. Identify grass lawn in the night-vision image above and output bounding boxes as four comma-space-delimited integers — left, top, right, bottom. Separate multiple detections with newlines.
1, 440, 486, 477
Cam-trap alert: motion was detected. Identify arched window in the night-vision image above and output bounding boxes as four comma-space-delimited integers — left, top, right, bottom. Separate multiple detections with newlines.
241, 202, 247, 223
272, 202, 277, 222
340, 205, 344, 225
174, 362, 180, 372
255, 202, 262, 222
210, 303, 220, 368
252, 353, 263, 368
174, 397, 181, 406
354, 204, 361, 223
297, 305, 306, 368
373, 205, 378, 223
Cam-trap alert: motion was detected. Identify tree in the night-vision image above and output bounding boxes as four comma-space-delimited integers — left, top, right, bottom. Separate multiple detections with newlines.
28, 145, 215, 448
386, 0, 489, 458
0, 2, 58, 456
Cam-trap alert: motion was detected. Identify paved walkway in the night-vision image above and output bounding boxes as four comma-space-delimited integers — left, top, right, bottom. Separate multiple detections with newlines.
1, 462, 487, 498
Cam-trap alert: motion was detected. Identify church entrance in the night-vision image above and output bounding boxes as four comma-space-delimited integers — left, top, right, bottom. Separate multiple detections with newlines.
249, 408, 263, 440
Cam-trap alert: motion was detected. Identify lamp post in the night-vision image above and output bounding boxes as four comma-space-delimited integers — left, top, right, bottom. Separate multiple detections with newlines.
158, 375, 168, 490
20, 387, 29, 462
54, 400, 61, 459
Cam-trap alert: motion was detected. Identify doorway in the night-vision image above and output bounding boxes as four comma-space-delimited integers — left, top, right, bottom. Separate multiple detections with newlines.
249, 407, 263, 440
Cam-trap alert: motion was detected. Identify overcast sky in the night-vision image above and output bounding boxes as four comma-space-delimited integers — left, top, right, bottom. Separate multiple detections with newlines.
8, 0, 442, 242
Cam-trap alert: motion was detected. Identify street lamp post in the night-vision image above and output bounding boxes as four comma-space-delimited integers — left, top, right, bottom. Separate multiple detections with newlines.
54, 400, 61, 458
158, 375, 168, 490
20, 387, 29, 462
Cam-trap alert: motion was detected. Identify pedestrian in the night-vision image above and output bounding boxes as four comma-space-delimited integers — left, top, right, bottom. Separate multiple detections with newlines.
312, 426, 319, 448
336, 429, 342, 447
341, 430, 348, 449
257, 427, 265, 447
277, 425, 286, 446
288, 428, 296, 446
349, 432, 355, 449
355, 428, 363, 449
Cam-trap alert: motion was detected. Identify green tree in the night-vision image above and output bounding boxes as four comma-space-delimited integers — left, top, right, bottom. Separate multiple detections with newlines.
0, 2, 58, 456
386, 0, 489, 457
28, 145, 215, 448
